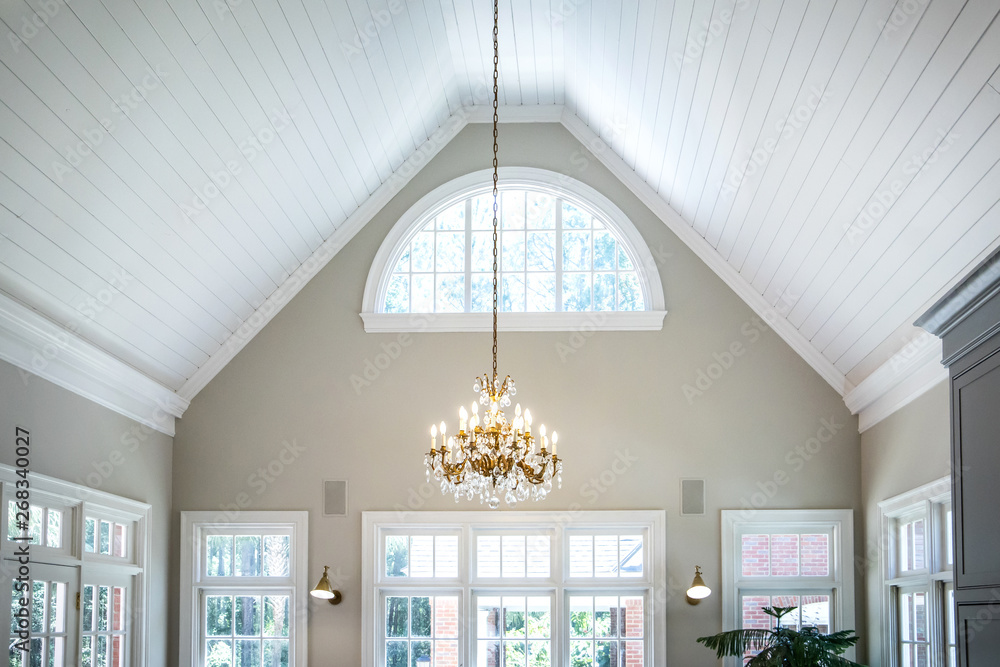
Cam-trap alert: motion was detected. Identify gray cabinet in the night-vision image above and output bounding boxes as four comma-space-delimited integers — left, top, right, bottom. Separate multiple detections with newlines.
918, 249, 1000, 667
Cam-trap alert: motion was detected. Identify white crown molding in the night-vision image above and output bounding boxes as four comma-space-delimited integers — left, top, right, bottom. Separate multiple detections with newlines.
465, 104, 565, 123
558, 109, 855, 398
0, 291, 185, 436
361, 311, 667, 333
177, 106, 477, 402
845, 333, 949, 433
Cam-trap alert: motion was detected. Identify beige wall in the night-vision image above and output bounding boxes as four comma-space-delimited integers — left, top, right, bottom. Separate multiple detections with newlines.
860, 380, 951, 665
172, 122, 863, 666
0, 358, 173, 667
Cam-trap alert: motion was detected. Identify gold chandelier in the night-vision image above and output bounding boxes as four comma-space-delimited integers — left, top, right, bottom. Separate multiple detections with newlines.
424, 0, 562, 509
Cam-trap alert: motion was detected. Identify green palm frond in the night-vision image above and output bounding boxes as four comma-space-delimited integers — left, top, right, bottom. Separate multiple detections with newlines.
696, 628, 774, 659
696, 606, 868, 667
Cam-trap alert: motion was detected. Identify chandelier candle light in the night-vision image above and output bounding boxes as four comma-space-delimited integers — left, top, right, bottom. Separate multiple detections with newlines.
423, 0, 563, 509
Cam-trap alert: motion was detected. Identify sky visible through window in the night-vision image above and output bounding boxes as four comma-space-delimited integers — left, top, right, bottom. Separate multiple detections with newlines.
383, 188, 646, 314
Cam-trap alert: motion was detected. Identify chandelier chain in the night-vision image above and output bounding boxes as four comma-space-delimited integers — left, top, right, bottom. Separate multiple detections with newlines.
491, 0, 499, 385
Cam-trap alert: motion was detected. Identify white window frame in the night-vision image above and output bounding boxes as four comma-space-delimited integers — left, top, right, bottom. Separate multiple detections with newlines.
878, 477, 954, 667
178, 511, 308, 667
361, 167, 668, 332
0, 464, 151, 666
362, 510, 667, 666
721, 509, 856, 667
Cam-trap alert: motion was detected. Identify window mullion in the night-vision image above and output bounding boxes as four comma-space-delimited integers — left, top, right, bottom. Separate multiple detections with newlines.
555, 198, 563, 312
465, 198, 472, 313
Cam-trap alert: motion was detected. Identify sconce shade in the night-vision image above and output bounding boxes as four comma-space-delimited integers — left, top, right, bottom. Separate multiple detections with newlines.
686, 566, 711, 600
310, 566, 342, 605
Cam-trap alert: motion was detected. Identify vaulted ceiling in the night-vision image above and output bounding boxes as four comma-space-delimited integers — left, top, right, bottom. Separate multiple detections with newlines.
1, 0, 998, 434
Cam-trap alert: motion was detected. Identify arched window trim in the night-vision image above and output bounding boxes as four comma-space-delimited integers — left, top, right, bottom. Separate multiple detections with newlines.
361, 167, 667, 332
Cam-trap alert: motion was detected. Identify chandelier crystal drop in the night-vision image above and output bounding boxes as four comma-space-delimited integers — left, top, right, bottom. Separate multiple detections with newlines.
423, 0, 562, 509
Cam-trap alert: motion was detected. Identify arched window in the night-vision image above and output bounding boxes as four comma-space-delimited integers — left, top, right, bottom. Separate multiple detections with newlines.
362, 168, 666, 332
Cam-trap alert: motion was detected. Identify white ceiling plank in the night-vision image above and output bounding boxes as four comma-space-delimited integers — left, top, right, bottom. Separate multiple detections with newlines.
803, 86, 1000, 348
554, 0, 575, 111
620, 0, 661, 169
776, 3, 1000, 326
740, 0, 921, 292
226, 0, 376, 209
829, 143, 1000, 371
568, 0, 592, 122
0, 96, 249, 330
70, 1, 310, 281
708, 0, 840, 257
653, 0, 718, 196
667, 0, 762, 208
0, 212, 210, 370
100, 0, 320, 273
749, 0, 968, 298
0, 246, 193, 388
193, 32, 343, 236
20, 0, 291, 299
0, 178, 226, 353
584, 0, 609, 130
691, 0, 809, 238
674, 0, 771, 225
387, 0, 453, 127
0, 9, 277, 309
509, 0, 537, 105
534, 0, 561, 105
417, 0, 463, 112
278, 0, 392, 186
608, 0, 638, 158
633, 0, 683, 178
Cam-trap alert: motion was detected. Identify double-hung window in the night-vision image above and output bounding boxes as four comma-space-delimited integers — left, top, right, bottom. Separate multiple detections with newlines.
721, 510, 856, 666
362, 510, 666, 666
879, 477, 954, 667
179, 511, 308, 667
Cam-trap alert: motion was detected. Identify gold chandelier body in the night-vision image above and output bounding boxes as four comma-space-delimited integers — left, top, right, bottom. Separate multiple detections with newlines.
424, 0, 562, 509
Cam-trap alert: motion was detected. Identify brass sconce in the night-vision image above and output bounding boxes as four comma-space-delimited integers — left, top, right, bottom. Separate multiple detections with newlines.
685, 566, 711, 605
310, 565, 342, 605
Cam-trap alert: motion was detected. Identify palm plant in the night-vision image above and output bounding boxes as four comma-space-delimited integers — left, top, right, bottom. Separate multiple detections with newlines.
697, 606, 866, 667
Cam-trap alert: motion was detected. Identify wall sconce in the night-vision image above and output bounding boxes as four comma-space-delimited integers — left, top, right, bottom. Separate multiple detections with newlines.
685, 566, 711, 605
310, 566, 342, 605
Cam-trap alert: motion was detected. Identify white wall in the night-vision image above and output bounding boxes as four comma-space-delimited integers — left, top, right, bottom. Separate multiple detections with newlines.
171, 122, 864, 666
860, 380, 951, 665
0, 358, 173, 667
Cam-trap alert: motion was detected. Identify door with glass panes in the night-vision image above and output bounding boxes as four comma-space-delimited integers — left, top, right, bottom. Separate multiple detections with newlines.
5, 561, 79, 666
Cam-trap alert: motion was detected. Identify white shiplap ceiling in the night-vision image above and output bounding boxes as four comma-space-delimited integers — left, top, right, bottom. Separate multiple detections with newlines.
1, 0, 998, 433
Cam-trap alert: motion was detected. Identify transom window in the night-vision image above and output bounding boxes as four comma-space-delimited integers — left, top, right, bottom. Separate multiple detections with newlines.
722, 510, 856, 667
362, 168, 666, 332
363, 510, 666, 666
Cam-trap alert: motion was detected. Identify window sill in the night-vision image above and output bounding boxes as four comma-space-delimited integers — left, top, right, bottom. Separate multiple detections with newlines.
359, 310, 667, 333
